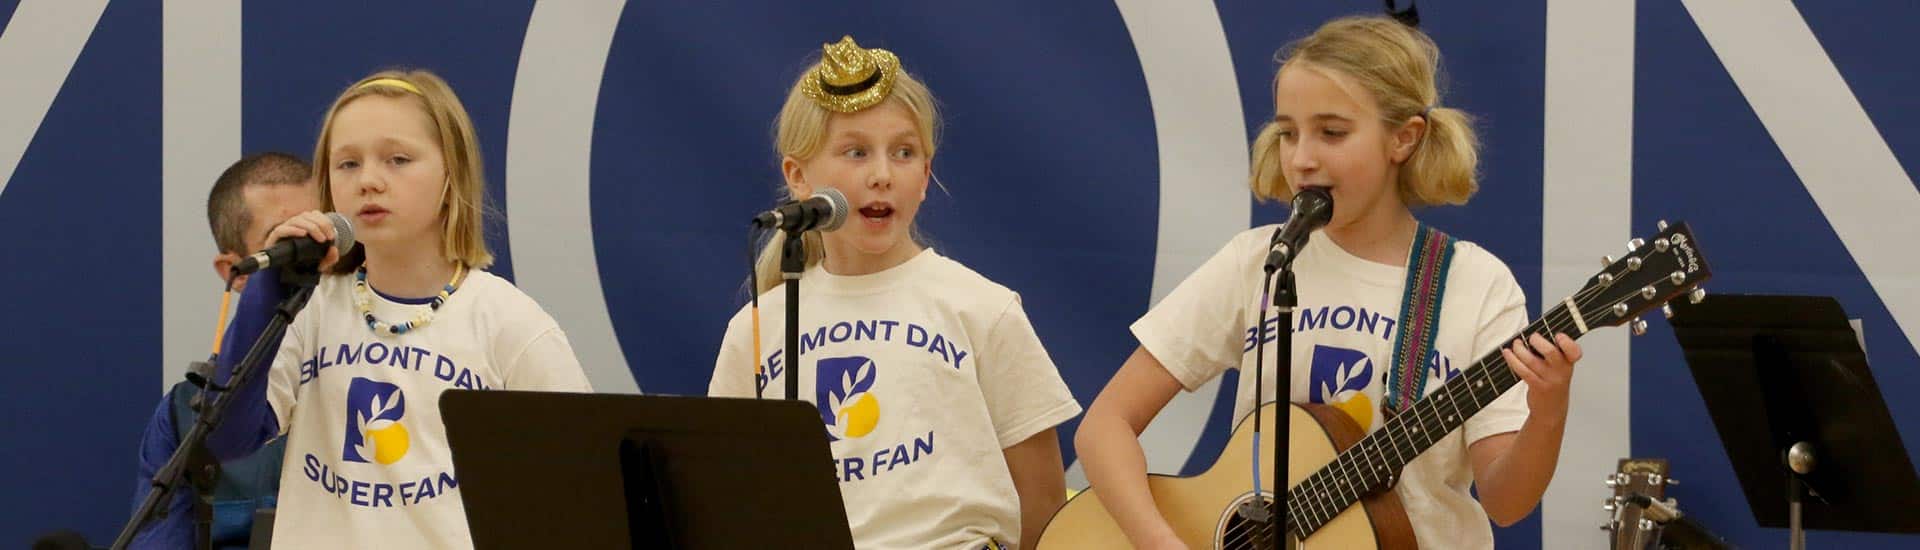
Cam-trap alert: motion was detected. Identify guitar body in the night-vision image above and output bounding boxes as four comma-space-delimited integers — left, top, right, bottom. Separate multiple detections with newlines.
1038, 402, 1416, 549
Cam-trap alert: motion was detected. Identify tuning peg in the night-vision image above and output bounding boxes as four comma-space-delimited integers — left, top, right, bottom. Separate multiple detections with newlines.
1601, 522, 1617, 532
1689, 288, 1707, 304
1612, 303, 1630, 317
1602, 254, 1617, 268
1655, 237, 1671, 252
1649, 474, 1665, 485
1662, 304, 1675, 319
1603, 502, 1617, 513
1631, 318, 1649, 336
1627, 238, 1646, 252
1597, 273, 1616, 286
1639, 519, 1656, 531
1657, 219, 1670, 231
1670, 271, 1686, 285
1606, 475, 1620, 488
1640, 285, 1657, 300
1626, 257, 1643, 271
1666, 478, 1680, 486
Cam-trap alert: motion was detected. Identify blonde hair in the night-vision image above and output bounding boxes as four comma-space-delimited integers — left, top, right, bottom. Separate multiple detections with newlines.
1250, 16, 1480, 207
752, 57, 942, 294
312, 69, 493, 274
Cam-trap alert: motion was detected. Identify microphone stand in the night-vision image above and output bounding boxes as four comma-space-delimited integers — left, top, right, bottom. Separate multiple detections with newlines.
1256, 190, 1327, 547
781, 228, 805, 401
112, 268, 318, 550
1267, 266, 1295, 548
1253, 261, 1297, 548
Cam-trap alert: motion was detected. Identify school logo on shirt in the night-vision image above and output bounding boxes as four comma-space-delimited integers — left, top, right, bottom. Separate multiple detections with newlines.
1308, 345, 1377, 431
342, 377, 410, 465
816, 355, 881, 441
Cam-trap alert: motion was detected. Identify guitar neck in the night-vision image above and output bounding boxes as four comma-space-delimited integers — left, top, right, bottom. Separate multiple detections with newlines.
1288, 302, 1591, 536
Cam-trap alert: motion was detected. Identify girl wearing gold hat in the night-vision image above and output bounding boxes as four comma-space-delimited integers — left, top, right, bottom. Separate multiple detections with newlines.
707, 37, 1082, 550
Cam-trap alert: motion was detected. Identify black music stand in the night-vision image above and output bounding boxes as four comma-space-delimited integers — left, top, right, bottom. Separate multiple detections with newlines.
1668, 294, 1920, 548
442, 391, 854, 549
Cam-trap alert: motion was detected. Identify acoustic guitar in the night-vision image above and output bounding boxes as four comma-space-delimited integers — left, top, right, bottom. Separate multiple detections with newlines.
1038, 221, 1712, 549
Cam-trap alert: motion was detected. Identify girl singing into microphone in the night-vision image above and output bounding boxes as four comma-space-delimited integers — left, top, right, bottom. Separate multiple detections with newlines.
1073, 16, 1584, 549
708, 36, 1081, 550
205, 69, 591, 548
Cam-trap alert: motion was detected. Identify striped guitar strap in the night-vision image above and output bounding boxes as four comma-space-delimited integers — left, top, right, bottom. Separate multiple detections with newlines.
1383, 223, 1457, 413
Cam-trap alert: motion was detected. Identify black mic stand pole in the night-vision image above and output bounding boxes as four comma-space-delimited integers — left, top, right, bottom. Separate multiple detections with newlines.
1268, 266, 1296, 548
781, 224, 809, 401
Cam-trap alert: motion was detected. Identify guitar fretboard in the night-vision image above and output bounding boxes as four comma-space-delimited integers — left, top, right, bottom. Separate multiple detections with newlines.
1284, 304, 1589, 538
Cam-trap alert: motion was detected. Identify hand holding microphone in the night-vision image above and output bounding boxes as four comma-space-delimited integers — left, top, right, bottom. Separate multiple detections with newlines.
232, 211, 357, 277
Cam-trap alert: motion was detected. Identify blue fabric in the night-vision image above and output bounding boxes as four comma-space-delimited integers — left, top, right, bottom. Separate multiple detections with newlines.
204, 269, 290, 461
131, 381, 289, 549
130, 390, 192, 549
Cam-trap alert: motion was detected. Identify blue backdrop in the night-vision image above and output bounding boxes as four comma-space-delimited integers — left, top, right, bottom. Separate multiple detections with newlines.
1, 1, 1914, 547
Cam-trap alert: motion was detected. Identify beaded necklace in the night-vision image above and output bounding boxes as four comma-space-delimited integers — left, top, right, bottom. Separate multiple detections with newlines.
353, 263, 467, 335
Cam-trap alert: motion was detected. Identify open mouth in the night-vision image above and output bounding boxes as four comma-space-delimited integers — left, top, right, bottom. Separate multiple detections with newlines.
858, 203, 894, 221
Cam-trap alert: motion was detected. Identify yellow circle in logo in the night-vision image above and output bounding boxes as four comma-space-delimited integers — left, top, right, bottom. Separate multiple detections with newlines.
1333, 393, 1375, 432
368, 423, 411, 465
837, 392, 880, 438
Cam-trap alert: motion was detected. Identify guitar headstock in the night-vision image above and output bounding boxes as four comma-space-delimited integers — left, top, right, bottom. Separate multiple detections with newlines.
1573, 221, 1713, 337
1604, 458, 1674, 549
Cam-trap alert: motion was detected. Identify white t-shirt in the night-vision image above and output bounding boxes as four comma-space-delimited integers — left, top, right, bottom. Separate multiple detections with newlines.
1131, 225, 1531, 549
710, 249, 1082, 550
264, 270, 592, 549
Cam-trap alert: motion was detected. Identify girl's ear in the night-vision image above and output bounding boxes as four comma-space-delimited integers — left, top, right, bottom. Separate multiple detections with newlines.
782, 156, 813, 198
1389, 114, 1427, 164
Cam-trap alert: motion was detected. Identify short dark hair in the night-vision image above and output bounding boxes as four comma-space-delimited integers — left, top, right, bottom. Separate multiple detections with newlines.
207, 152, 311, 254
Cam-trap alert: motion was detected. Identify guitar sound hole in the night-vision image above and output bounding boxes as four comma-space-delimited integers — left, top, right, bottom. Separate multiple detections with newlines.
1214, 492, 1281, 550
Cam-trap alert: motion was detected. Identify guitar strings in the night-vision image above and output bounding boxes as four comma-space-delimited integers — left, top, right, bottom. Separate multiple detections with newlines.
1290, 280, 1625, 527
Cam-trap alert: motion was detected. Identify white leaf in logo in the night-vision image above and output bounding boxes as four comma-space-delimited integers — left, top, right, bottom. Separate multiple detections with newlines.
855, 360, 873, 386
369, 391, 402, 419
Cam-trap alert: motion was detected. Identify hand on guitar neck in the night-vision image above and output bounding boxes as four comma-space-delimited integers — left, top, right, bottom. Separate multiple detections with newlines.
1472, 332, 1585, 526
1502, 332, 1583, 426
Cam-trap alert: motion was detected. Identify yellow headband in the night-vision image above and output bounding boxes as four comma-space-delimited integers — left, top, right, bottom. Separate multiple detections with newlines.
357, 77, 421, 95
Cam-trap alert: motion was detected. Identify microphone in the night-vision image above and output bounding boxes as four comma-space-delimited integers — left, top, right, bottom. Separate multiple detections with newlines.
1262, 186, 1334, 272
752, 188, 848, 232
231, 212, 356, 276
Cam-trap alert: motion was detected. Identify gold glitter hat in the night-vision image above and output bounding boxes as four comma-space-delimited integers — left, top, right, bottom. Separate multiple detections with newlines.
801, 36, 900, 113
